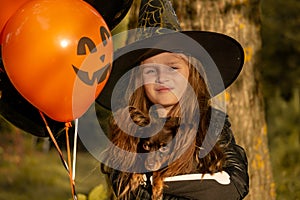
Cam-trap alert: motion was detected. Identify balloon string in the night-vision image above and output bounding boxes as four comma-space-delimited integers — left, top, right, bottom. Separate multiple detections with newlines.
65, 122, 77, 200
39, 111, 69, 171
39, 111, 77, 200
72, 119, 78, 180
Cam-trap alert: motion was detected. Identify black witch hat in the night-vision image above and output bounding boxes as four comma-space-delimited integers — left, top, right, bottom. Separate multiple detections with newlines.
97, 0, 244, 110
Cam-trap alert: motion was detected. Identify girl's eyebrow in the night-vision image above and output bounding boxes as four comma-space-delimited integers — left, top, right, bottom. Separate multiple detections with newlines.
166, 57, 186, 65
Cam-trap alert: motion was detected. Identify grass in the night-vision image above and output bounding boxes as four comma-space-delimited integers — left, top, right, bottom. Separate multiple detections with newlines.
0, 131, 107, 200
266, 90, 300, 200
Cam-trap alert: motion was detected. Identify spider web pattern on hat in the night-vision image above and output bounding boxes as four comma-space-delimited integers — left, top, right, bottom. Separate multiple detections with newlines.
136, 0, 181, 40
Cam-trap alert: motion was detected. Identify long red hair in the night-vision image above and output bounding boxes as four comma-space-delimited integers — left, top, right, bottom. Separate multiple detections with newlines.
101, 54, 230, 199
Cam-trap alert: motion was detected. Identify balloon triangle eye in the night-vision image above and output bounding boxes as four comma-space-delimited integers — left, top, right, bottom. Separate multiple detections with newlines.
100, 54, 105, 62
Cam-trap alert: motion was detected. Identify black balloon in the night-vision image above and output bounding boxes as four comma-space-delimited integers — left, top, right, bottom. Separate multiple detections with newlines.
0, 49, 65, 137
84, 0, 133, 30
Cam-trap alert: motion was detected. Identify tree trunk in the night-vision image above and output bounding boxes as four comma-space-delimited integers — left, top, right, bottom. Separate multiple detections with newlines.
171, 0, 276, 199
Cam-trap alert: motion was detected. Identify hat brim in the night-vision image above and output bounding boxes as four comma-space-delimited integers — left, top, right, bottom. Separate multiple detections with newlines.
97, 31, 244, 110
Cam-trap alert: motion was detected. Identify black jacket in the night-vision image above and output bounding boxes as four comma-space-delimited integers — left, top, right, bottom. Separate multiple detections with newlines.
105, 115, 249, 200
162, 118, 249, 200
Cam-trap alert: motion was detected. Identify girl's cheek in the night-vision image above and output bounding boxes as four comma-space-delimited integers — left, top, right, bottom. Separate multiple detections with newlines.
143, 75, 156, 85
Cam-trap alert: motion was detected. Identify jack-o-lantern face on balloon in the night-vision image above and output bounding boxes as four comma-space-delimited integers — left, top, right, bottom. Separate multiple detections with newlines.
72, 26, 113, 120
2, 0, 113, 122
73, 27, 111, 87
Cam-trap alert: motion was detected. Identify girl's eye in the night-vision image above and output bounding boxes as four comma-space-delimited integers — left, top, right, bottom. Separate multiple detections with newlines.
143, 68, 156, 75
168, 66, 179, 71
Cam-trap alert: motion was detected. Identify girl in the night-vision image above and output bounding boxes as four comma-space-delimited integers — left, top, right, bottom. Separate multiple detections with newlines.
98, 50, 249, 200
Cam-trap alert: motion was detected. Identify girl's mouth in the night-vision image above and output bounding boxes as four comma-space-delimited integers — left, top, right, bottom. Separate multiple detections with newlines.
156, 86, 172, 92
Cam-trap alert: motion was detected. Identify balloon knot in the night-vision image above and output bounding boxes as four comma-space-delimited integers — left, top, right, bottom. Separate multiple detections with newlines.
65, 122, 72, 128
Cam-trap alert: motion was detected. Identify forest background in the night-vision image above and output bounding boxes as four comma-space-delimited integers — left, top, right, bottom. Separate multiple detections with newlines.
0, 0, 299, 200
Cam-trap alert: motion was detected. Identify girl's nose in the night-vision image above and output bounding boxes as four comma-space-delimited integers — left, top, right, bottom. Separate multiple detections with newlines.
156, 67, 169, 83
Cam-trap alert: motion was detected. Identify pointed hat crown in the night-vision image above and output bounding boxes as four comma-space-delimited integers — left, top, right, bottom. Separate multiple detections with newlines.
136, 0, 181, 39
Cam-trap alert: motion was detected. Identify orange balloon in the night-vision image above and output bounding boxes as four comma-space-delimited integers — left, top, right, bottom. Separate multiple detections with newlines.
0, 0, 30, 43
2, 0, 113, 122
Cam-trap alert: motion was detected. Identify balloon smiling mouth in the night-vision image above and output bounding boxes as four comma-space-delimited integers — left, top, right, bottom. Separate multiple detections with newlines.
72, 63, 111, 86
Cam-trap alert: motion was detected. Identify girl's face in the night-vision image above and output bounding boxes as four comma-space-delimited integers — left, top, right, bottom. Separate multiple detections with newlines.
141, 52, 190, 114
